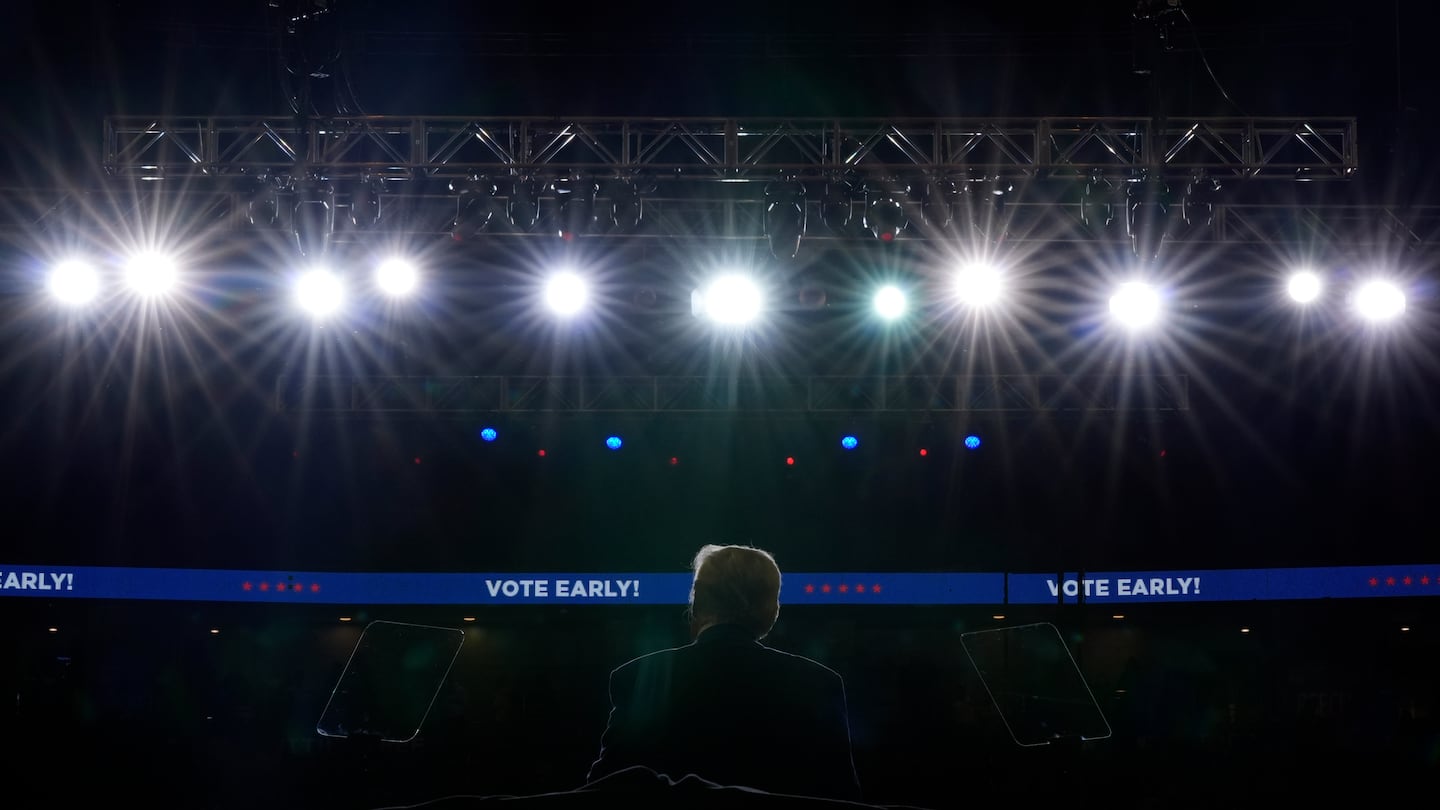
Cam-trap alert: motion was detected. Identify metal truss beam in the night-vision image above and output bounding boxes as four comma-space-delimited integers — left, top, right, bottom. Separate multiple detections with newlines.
276, 375, 1190, 415
105, 115, 1357, 182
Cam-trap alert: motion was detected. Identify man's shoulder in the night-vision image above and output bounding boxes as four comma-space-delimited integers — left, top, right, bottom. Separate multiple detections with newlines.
611, 641, 841, 684
610, 644, 687, 682
757, 645, 846, 685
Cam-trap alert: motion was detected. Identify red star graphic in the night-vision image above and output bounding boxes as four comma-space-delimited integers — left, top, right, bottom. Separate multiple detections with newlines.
1385, 577, 1396, 587
855, 584, 866, 593
838, 584, 849, 593
310, 583, 321, 593
258, 582, 269, 592
1422, 576, 1431, 586
242, 581, 253, 591
276, 582, 287, 592
821, 584, 831, 593
871, 584, 882, 593
1403, 576, 1413, 586
1369, 577, 1379, 587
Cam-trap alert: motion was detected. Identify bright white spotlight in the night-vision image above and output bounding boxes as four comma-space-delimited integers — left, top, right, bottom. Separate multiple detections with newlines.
375, 258, 418, 297
47, 259, 100, 306
295, 268, 346, 318
1109, 281, 1162, 329
873, 285, 908, 321
1353, 279, 1406, 322
1286, 270, 1321, 304
124, 252, 178, 297
700, 274, 764, 325
953, 262, 1003, 308
544, 271, 588, 316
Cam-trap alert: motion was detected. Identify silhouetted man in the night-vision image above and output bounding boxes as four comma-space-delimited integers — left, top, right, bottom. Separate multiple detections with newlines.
587, 544, 862, 801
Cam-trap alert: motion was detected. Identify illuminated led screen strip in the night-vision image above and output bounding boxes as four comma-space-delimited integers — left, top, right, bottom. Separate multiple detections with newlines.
1, 564, 1437, 606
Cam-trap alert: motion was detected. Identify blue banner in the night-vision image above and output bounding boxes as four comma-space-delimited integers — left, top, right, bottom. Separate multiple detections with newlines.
1007, 565, 1440, 604
0, 564, 1437, 606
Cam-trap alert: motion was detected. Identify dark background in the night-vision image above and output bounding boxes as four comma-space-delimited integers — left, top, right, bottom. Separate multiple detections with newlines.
2, 1, 1440, 806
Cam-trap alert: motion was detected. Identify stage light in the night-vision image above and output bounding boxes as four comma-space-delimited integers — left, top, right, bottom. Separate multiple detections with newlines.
698, 274, 763, 325
295, 268, 345, 318
553, 175, 598, 241
953, 263, 1003, 308
545, 271, 588, 316
480, 427, 498, 442
1353, 279, 1406, 322
375, 258, 418, 297
873, 285, 908, 320
507, 177, 540, 230
763, 179, 807, 259
124, 252, 178, 297
1286, 270, 1321, 304
449, 175, 498, 240
605, 436, 623, 450
292, 174, 335, 259
1109, 281, 1161, 329
840, 435, 859, 450
864, 192, 907, 242
964, 435, 981, 450
47, 259, 101, 305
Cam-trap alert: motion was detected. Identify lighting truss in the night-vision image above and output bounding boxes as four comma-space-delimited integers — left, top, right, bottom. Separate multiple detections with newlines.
104, 115, 1356, 181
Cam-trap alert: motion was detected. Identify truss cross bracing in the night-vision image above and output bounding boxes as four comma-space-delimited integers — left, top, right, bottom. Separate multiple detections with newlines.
105, 115, 1357, 182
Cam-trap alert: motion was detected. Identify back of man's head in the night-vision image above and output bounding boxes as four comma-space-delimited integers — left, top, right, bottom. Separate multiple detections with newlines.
689, 544, 782, 640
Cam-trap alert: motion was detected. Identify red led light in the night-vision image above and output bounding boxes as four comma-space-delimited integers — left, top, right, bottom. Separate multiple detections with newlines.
1369, 577, 1379, 587
871, 584, 882, 593
919, 448, 928, 456
880, 232, 894, 242
855, 584, 866, 593
242, 581, 253, 591
276, 582, 287, 592
1423, 576, 1432, 586
669, 457, 679, 466
310, 583, 321, 593
1386, 576, 1396, 586
1403, 576, 1413, 586
538, 449, 546, 457
413, 457, 422, 465
838, 584, 849, 593
820, 584, 831, 593
785, 456, 795, 466
258, 582, 269, 592
804, 584, 815, 594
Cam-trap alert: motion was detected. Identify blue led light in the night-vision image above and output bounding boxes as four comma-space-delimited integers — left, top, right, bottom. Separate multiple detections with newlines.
964, 435, 981, 450
841, 435, 859, 450
605, 436, 623, 451
480, 427, 498, 442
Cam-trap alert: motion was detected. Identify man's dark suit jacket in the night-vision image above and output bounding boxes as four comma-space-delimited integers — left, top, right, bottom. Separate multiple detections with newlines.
587, 623, 862, 802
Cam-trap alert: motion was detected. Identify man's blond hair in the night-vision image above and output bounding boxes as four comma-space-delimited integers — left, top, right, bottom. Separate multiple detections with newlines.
689, 544, 782, 639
